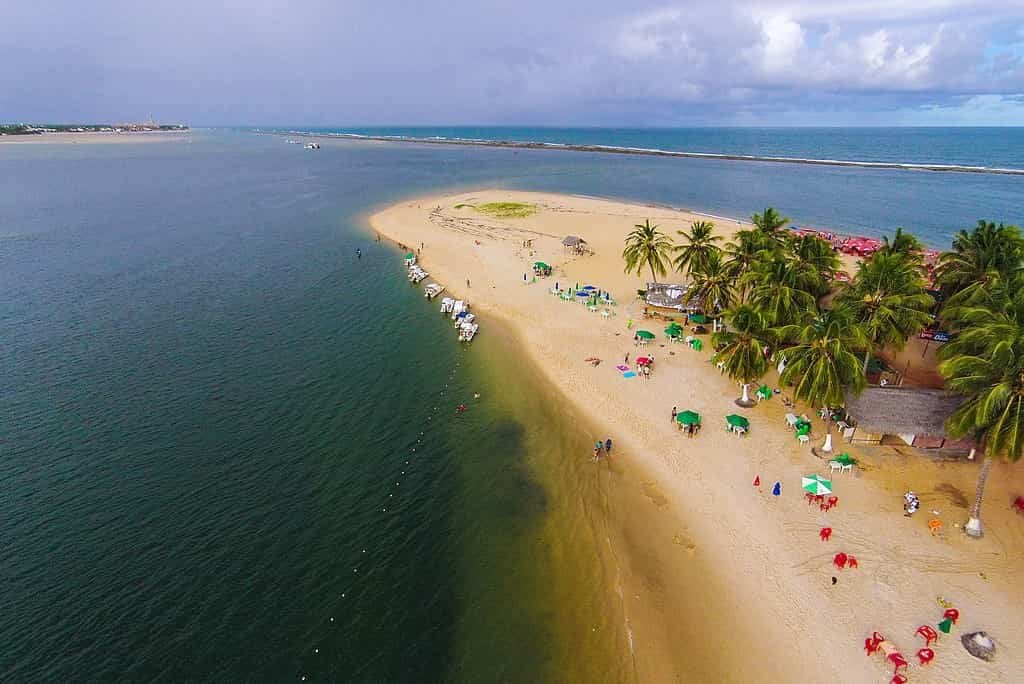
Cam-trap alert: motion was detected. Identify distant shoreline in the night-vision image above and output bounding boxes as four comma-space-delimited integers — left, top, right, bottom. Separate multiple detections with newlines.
0, 130, 191, 145
264, 130, 1024, 176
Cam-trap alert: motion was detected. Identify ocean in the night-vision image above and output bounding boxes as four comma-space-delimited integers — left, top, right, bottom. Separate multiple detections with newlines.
1, 128, 1021, 681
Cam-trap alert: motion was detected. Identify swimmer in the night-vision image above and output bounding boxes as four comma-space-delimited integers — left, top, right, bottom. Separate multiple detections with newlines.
473, 392, 481, 399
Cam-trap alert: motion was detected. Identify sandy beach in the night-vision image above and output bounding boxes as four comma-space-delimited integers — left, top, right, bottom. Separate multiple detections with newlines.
371, 190, 1024, 683
0, 131, 190, 145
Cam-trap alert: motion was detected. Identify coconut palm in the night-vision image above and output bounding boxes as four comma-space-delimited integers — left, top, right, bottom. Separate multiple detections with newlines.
751, 207, 790, 239
839, 251, 935, 372
787, 233, 842, 297
623, 219, 674, 285
741, 255, 817, 327
712, 304, 772, 406
938, 286, 1024, 537
724, 230, 770, 300
879, 227, 925, 264
936, 220, 1024, 301
777, 307, 868, 451
689, 249, 733, 330
673, 220, 721, 280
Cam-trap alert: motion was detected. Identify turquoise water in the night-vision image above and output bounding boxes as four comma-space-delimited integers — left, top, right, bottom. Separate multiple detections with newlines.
1, 129, 1022, 680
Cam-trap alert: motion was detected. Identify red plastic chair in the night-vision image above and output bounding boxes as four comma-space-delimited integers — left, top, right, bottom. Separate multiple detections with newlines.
820, 527, 832, 542
827, 496, 838, 508
917, 647, 935, 665
805, 492, 817, 505
943, 608, 959, 624
847, 555, 859, 568
888, 652, 908, 673
1013, 495, 1024, 514
892, 675, 908, 684
814, 494, 825, 506
917, 624, 939, 646
833, 552, 848, 569
864, 632, 885, 656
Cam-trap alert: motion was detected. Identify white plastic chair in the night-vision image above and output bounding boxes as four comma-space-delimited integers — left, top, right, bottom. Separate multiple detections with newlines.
829, 460, 842, 474
798, 434, 810, 445
785, 413, 798, 428
841, 463, 854, 474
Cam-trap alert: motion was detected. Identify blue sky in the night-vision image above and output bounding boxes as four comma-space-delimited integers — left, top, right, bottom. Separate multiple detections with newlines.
2, 0, 1023, 125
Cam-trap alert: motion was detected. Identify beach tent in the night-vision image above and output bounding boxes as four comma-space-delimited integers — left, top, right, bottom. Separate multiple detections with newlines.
801, 474, 833, 496
636, 330, 655, 340
725, 414, 749, 429
676, 410, 701, 425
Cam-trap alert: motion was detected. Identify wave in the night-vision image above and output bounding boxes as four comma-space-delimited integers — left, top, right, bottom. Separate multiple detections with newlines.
272, 130, 1024, 176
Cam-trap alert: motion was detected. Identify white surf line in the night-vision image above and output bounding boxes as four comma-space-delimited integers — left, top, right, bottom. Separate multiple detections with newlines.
271, 131, 1024, 176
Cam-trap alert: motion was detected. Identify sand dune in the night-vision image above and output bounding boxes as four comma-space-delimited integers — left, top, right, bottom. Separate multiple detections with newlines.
370, 189, 1024, 683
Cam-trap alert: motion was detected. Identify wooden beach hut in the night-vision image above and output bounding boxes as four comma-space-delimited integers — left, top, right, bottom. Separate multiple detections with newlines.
842, 387, 977, 455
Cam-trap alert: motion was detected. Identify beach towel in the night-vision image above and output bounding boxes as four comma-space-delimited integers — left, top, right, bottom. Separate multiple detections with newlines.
615, 364, 629, 371
622, 371, 637, 378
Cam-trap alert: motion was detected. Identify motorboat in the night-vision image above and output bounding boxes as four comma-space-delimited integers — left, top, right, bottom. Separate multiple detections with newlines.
424, 283, 445, 299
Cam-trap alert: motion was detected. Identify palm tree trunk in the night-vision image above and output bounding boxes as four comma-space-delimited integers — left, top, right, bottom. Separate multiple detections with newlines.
822, 408, 833, 452
862, 350, 871, 375
964, 456, 993, 538
649, 263, 658, 286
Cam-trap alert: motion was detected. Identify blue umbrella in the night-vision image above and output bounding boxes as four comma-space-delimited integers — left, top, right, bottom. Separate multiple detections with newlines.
583, 285, 597, 290
576, 291, 589, 297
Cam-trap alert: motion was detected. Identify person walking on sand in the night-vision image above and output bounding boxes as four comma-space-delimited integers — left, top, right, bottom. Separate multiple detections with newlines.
604, 438, 612, 454
624, 353, 629, 364
671, 406, 677, 422
466, 278, 471, 288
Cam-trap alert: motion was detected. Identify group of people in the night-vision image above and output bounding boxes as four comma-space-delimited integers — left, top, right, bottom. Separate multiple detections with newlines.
593, 438, 613, 460
904, 491, 921, 516
671, 406, 702, 437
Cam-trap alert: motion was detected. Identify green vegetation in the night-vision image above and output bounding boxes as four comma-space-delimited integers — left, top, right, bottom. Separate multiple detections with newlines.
475, 202, 536, 218
623, 212, 1024, 535
622, 219, 674, 284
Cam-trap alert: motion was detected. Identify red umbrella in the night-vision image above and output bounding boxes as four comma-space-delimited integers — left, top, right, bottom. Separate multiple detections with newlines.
636, 357, 652, 365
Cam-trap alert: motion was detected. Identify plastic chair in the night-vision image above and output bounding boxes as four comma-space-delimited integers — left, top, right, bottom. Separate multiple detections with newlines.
888, 652, 908, 673
833, 552, 848, 569
928, 519, 943, 534
805, 492, 817, 505
943, 608, 959, 624
841, 463, 854, 474
798, 434, 809, 445
917, 648, 935, 665
847, 555, 858, 568
819, 527, 832, 542
916, 625, 939, 647
829, 460, 843, 474
891, 675, 908, 684
827, 496, 838, 508
1013, 495, 1024, 514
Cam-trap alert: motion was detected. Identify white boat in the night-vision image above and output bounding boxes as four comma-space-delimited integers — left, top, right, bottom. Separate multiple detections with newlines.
304, 142, 320, 150
458, 322, 479, 342
286, 139, 301, 144
454, 312, 475, 327
450, 300, 467, 319
440, 297, 455, 313
408, 266, 429, 283
424, 283, 445, 299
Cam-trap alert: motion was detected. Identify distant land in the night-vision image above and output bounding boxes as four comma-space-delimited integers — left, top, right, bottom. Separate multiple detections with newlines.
0, 122, 189, 136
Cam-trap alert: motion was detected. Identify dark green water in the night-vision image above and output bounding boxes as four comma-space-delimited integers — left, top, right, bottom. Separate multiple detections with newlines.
0, 132, 630, 681
3, 130, 1020, 681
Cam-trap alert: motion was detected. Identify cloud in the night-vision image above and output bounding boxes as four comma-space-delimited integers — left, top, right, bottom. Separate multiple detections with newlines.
1, 0, 1023, 124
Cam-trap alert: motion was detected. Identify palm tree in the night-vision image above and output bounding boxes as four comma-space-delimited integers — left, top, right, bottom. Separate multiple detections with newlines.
623, 219, 674, 285
712, 304, 772, 406
787, 233, 842, 297
839, 251, 935, 373
879, 227, 925, 263
778, 307, 868, 451
689, 249, 733, 330
938, 285, 1024, 537
751, 207, 790, 239
936, 220, 1024, 301
742, 255, 817, 327
724, 230, 771, 301
673, 220, 721, 280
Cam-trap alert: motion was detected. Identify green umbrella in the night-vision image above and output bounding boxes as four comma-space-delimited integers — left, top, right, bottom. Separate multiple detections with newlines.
690, 313, 707, 324
938, 617, 953, 634
676, 410, 701, 425
691, 338, 703, 351
636, 330, 655, 340
834, 453, 856, 466
533, 261, 549, 269
801, 474, 832, 495
665, 326, 682, 336
756, 384, 772, 399
725, 414, 749, 428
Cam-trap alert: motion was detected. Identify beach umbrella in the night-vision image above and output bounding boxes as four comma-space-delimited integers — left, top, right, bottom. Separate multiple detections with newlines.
636, 330, 655, 339
664, 326, 682, 336
690, 313, 707, 324
676, 410, 701, 425
725, 414, 749, 429
576, 291, 590, 298
533, 261, 549, 269
755, 385, 772, 400
802, 474, 832, 496
636, 356, 652, 365
834, 453, 856, 466
691, 339, 703, 351
583, 285, 597, 290
404, 252, 416, 260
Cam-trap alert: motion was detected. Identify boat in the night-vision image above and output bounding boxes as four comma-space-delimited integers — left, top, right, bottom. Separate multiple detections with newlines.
304, 142, 320, 150
458, 322, 479, 342
424, 283, 445, 299
408, 265, 429, 283
286, 139, 301, 144
440, 297, 455, 313
450, 300, 467, 319
454, 312, 475, 327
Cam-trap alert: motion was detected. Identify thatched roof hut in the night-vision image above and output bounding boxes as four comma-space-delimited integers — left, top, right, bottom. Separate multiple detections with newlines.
644, 283, 689, 309
844, 387, 961, 437
562, 235, 586, 247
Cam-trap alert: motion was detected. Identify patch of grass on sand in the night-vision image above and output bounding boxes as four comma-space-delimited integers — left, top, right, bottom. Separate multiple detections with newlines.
475, 202, 536, 219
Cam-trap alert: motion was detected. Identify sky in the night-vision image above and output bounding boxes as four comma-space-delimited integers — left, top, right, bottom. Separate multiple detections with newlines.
2, 0, 1024, 126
